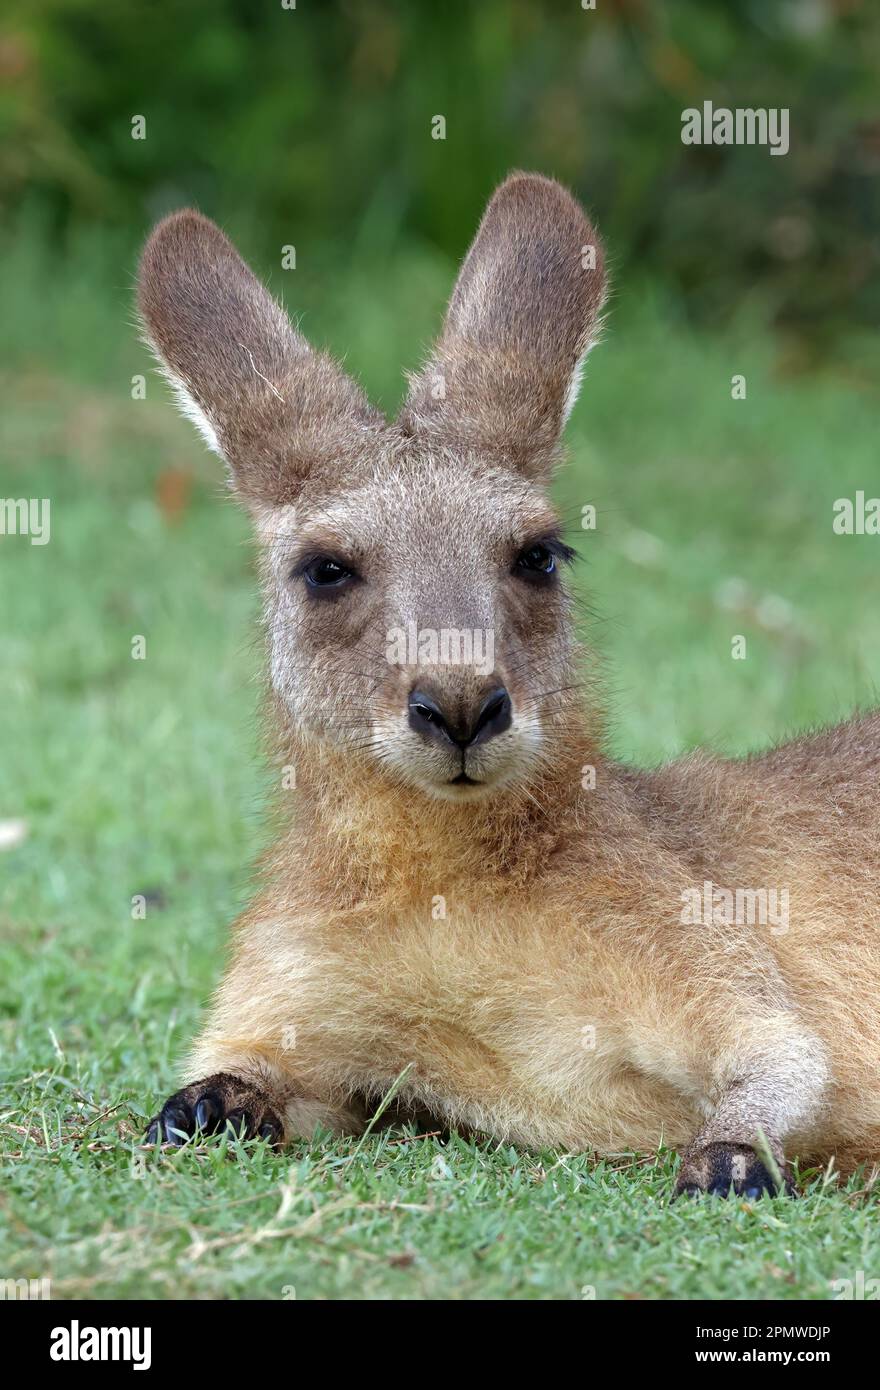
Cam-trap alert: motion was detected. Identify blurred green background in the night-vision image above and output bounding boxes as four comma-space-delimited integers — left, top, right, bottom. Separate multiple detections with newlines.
2, 0, 880, 1300
2, 0, 880, 367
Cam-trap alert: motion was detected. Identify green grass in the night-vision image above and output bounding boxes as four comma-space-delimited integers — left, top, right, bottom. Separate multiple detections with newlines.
2, 233, 879, 1300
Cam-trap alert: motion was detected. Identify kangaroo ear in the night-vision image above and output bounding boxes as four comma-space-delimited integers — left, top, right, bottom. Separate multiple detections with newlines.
138, 210, 383, 506
400, 173, 606, 478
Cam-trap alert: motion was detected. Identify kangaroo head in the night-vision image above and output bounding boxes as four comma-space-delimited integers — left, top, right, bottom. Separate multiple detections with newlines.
139, 173, 606, 802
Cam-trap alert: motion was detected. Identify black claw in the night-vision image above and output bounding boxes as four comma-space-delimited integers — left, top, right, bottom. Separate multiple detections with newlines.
674, 1140, 795, 1199
259, 1117, 282, 1146
194, 1094, 221, 1133
224, 1108, 252, 1140
161, 1103, 192, 1145
143, 1077, 284, 1154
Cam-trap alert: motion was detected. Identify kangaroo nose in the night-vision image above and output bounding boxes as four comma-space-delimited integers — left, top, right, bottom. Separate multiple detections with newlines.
408, 686, 513, 749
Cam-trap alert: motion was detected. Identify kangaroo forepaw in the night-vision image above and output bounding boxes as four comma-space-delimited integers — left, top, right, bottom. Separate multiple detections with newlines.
144, 1072, 283, 1148
674, 1140, 795, 1199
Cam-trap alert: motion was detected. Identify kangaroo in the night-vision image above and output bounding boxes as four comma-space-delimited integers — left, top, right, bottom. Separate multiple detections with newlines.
139, 173, 880, 1197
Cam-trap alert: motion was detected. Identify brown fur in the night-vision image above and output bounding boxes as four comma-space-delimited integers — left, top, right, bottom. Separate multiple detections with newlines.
139, 173, 880, 1193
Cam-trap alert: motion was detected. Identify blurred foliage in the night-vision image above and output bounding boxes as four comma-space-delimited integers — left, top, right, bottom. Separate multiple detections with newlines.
0, 0, 877, 348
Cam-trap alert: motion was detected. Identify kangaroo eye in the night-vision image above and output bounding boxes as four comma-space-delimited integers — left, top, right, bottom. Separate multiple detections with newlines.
515, 543, 556, 578
301, 557, 356, 590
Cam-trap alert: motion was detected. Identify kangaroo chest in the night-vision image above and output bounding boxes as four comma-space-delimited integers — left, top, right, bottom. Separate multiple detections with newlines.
323, 906, 698, 1151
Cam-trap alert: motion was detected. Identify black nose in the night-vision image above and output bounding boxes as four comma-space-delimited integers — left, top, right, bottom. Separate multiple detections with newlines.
408, 686, 513, 749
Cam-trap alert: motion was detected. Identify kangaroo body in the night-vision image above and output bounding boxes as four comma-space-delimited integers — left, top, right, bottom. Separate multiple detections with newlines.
139, 174, 880, 1195
185, 716, 880, 1174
